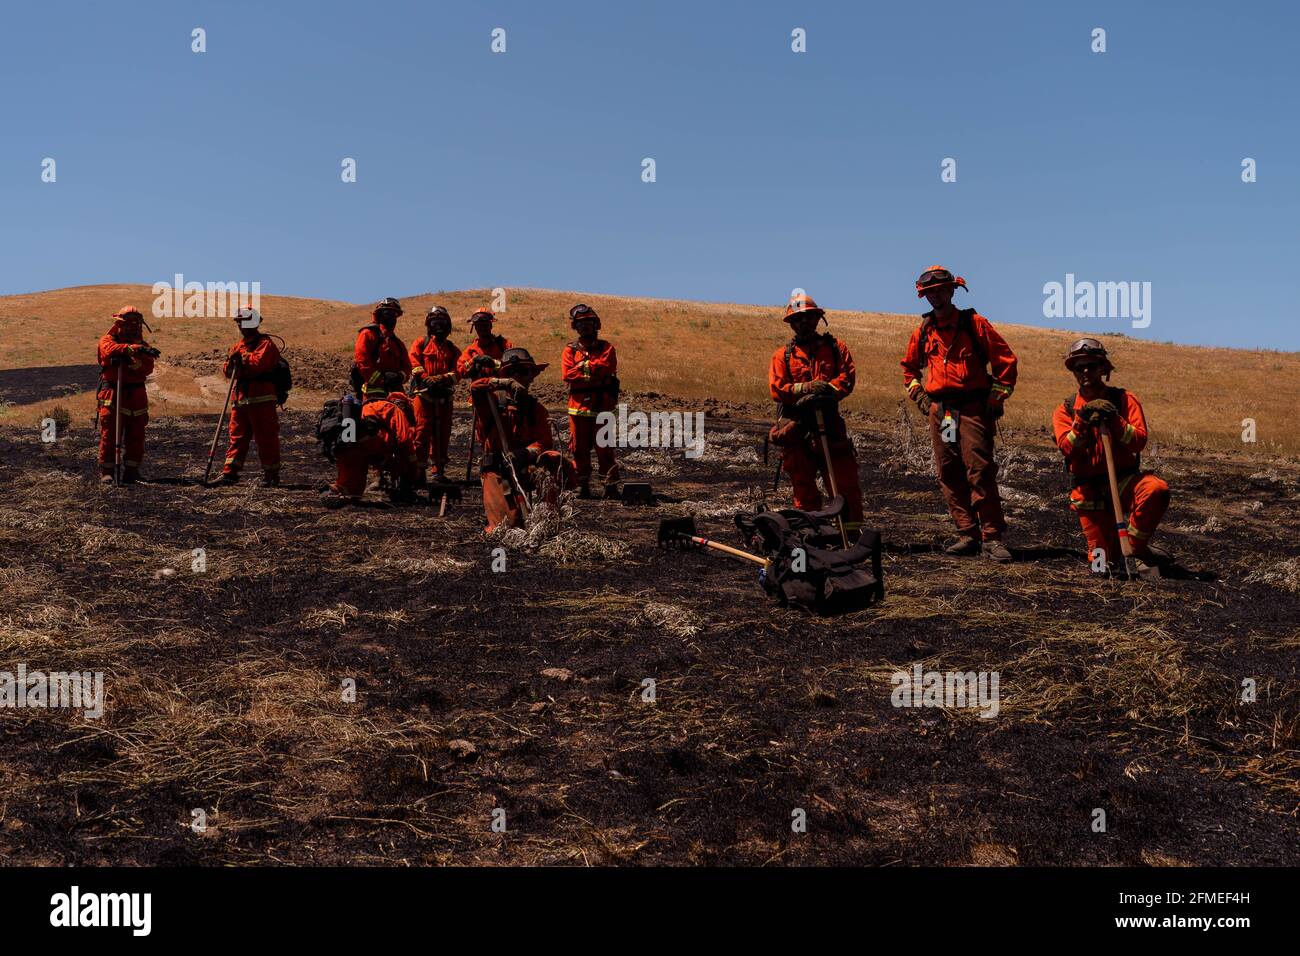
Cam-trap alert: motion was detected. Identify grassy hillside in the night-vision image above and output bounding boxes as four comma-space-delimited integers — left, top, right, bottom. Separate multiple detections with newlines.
2, 284, 1298, 456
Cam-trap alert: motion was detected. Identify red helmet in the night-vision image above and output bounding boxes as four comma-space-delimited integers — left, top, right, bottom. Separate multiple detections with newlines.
784, 293, 824, 322
569, 303, 601, 331
915, 265, 967, 298
113, 305, 143, 319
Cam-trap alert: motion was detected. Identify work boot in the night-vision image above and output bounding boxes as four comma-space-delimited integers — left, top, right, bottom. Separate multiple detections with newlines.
258, 472, 280, 488
944, 533, 981, 557
982, 539, 1013, 563
320, 488, 355, 508
577, 483, 593, 500
122, 466, 141, 484
1132, 556, 1163, 582
217, 470, 240, 485
99, 470, 115, 485
603, 481, 622, 501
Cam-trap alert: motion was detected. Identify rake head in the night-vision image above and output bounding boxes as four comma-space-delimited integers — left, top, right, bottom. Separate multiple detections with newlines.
657, 515, 699, 550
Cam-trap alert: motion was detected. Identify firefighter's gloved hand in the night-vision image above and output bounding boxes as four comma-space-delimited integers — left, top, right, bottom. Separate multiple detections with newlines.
509, 447, 537, 473
913, 390, 933, 415
535, 450, 563, 472
802, 380, 835, 397
985, 396, 1005, 419
1082, 399, 1118, 424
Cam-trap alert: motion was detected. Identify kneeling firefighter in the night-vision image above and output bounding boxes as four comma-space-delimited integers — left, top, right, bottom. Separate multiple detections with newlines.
322, 372, 420, 506
767, 293, 865, 538
469, 348, 575, 532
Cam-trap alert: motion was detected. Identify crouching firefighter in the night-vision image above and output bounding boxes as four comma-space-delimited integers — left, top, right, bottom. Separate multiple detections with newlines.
409, 306, 461, 485
322, 372, 420, 506
469, 348, 575, 532
767, 293, 865, 538
1053, 338, 1171, 578
217, 307, 285, 487
96, 305, 158, 484
561, 303, 621, 498
901, 266, 1018, 562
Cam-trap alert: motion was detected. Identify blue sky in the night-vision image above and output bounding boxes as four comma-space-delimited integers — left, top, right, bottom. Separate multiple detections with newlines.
2, 0, 1296, 349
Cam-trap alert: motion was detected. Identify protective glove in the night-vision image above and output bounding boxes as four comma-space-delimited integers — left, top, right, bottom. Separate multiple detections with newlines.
797, 380, 835, 398
985, 395, 1005, 420
509, 447, 538, 473
913, 390, 933, 415
1082, 399, 1118, 425
535, 450, 564, 472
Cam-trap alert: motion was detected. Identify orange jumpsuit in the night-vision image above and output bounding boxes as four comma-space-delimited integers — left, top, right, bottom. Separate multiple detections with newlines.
1053, 389, 1170, 564
561, 337, 620, 489
96, 326, 155, 473
221, 333, 282, 478
900, 309, 1017, 541
469, 379, 574, 531
331, 395, 419, 498
457, 335, 513, 443
768, 334, 864, 531
353, 325, 409, 398
408, 335, 461, 477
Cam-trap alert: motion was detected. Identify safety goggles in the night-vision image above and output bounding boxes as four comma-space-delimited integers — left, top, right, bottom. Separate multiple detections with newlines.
918, 268, 955, 287
569, 304, 597, 321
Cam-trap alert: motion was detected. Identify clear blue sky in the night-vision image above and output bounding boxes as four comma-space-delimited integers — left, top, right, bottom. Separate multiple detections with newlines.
2, 0, 1296, 349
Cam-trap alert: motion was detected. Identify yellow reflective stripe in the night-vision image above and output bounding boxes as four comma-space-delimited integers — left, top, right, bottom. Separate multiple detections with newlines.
235, 394, 279, 406
1063, 431, 1077, 449
1119, 423, 1136, 444
1128, 524, 1150, 540
905, 381, 921, 395
990, 382, 1012, 395
568, 408, 596, 417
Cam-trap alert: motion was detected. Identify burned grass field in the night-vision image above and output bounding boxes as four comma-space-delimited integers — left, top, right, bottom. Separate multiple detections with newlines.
0, 405, 1297, 866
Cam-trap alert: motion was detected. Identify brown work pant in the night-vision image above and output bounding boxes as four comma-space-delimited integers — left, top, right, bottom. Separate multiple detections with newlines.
928, 397, 1006, 541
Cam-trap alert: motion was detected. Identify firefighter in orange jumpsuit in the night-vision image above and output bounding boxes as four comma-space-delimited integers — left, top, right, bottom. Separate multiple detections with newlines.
408, 306, 462, 485
96, 306, 157, 484
561, 303, 621, 498
352, 297, 409, 399
901, 266, 1018, 562
217, 307, 283, 487
1053, 338, 1171, 578
768, 293, 865, 534
469, 348, 574, 531
322, 372, 420, 506
455, 307, 512, 380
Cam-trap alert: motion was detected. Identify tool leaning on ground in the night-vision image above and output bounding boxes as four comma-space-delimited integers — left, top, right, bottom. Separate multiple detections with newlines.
1100, 430, 1140, 578
113, 362, 124, 487
483, 387, 530, 519
812, 406, 850, 548
203, 365, 238, 485
658, 497, 884, 615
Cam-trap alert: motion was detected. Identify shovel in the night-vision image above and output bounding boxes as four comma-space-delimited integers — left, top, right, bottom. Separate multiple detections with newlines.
657, 516, 769, 569
1100, 431, 1140, 578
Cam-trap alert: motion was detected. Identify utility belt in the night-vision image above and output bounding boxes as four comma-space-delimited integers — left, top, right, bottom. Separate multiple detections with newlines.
930, 387, 989, 416
1070, 458, 1141, 491
99, 379, 146, 391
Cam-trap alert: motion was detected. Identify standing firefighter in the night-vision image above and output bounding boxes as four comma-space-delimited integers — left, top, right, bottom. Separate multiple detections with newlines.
322, 372, 419, 506
408, 306, 461, 485
469, 348, 573, 532
96, 306, 157, 484
352, 297, 409, 399
217, 307, 283, 486
561, 303, 621, 498
768, 293, 865, 536
1053, 338, 1171, 578
455, 307, 512, 381
901, 266, 1018, 562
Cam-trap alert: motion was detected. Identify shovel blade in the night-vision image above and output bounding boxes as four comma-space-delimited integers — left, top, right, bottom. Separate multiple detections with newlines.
657, 515, 698, 548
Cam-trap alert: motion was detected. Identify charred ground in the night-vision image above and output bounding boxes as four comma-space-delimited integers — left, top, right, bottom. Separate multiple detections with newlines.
0, 401, 1297, 865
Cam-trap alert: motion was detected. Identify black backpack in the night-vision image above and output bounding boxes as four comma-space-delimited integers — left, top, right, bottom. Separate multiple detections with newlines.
316, 399, 345, 462
734, 497, 885, 615
269, 357, 292, 406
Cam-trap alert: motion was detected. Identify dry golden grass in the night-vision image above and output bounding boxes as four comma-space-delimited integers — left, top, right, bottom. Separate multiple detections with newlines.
2, 284, 1298, 458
